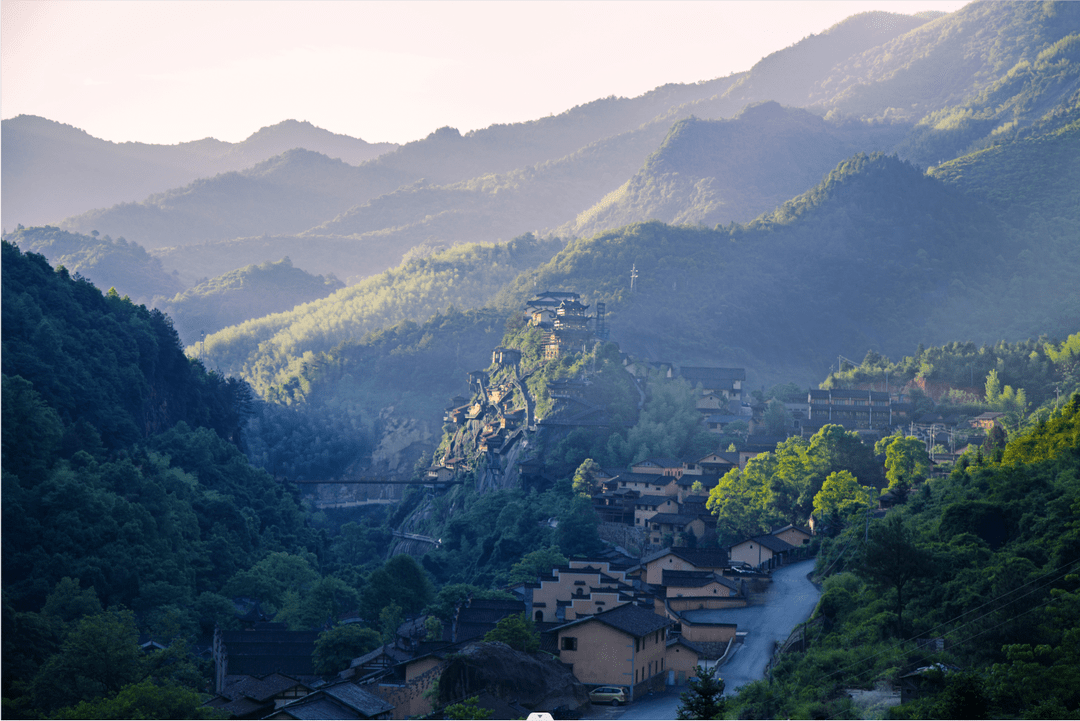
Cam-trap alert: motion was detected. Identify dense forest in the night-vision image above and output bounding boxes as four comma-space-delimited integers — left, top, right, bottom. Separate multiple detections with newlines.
722, 395, 1080, 719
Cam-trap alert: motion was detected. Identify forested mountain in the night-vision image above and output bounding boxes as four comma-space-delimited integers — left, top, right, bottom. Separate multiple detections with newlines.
199, 233, 563, 394
565, 102, 909, 238
154, 258, 344, 346
1, 117, 396, 228
4, 225, 184, 306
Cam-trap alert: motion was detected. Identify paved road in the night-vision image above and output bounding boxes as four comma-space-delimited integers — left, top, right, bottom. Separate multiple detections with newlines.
686, 559, 821, 694
581, 560, 821, 719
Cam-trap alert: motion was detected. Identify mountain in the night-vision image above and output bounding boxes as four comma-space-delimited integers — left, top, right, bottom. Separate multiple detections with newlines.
199, 233, 563, 393
61, 148, 406, 248
3, 225, 184, 305
565, 102, 910, 238
1, 116, 396, 228
154, 257, 345, 346
809, 1, 1080, 132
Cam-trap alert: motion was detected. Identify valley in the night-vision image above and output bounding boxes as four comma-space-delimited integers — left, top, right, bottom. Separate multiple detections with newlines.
3, 2, 1080, 719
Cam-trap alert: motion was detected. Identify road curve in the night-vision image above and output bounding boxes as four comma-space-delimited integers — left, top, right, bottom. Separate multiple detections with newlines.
683, 558, 821, 693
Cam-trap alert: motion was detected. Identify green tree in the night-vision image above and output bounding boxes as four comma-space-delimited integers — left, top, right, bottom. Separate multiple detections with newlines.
483, 612, 539, 652
507, 547, 568, 585
857, 514, 929, 637
424, 615, 443, 641
572, 458, 601, 497
379, 602, 404, 645
881, 436, 930, 501
556, 496, 602, 557
813, 470, 874, 526
30, 609, 145, 713
51, 679, 225, 720
312, 625, 381, 676
362, 554, 434, 619
677, 664, 726, 719
445, 695, 492, 720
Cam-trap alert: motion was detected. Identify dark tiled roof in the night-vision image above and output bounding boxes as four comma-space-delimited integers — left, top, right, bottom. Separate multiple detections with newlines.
678, 367, 746, 383
322, 682, 396, 716
634, 457, 683, 469
612, 472, 675, 484
734, 535, 797, 553
668, 637, 730, 660
557, 602, 671, 638
647, 513, 698, 526
635, 494, 673, 506
668, 547, 730, 568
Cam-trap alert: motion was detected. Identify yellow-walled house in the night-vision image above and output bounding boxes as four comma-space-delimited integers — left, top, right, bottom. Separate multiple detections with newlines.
554, 603, 673, 702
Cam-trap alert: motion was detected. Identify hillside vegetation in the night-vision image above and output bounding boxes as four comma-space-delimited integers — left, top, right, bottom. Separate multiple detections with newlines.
200, 233, 563, 394
566, 102, 909, 238
725, 395, 1080, 719
155, 258, 344, 347
4, 226, 184, 306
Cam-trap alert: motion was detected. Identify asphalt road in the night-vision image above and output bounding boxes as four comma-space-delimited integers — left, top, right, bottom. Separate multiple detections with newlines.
581, 559, 821, 719
686, 559, 822, 694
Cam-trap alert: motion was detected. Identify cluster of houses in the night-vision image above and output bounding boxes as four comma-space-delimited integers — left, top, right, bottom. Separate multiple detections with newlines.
207, 521, 814, 719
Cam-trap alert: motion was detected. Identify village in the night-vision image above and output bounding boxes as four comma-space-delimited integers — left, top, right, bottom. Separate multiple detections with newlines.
206, 290, 1002, 720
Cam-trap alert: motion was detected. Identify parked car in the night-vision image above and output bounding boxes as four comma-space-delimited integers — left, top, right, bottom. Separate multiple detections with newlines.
588, 686, 627, 706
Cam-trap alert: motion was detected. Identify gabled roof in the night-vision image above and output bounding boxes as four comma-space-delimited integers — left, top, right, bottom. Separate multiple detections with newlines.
662, 570, 739, 591
634, 494, 676, 506
554, 602, 671, 638
637, 546, 729, 570
633, 457, 683, 470
647, 513, 699, 526
677, 367, 746, 383
732, 535, 797, 553
771, 523, 812, 537
275, 681, 395, 719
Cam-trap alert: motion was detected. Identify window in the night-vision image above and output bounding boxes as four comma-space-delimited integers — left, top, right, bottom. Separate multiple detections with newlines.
561, 637, 577, 651
635, 638, 640, 652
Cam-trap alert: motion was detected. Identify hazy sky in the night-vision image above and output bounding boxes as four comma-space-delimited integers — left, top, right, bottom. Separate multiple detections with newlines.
2, 0, 970, 146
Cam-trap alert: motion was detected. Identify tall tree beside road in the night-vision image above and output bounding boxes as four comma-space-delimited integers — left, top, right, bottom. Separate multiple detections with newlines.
677, 664, 726, 720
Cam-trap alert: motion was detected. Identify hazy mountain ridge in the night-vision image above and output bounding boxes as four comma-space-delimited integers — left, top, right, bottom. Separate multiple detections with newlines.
1, 116, 396, 227
62, 148, 407, 247
32, 4, 1069, 287
4, 225, 184, 305
566, 102, 912, 237
154, 257, 345, 347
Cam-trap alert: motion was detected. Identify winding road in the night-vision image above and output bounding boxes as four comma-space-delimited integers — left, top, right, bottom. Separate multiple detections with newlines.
583, 559, 821, 720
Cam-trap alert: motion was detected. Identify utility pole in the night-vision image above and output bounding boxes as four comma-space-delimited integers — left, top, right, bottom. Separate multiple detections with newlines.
630, 264, 639, 292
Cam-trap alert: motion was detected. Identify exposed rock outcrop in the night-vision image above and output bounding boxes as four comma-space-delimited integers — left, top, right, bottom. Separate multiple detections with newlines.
437, 642, 589, 714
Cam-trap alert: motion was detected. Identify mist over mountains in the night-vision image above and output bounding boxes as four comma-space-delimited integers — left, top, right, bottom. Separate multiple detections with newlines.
5, 1, 1078, 392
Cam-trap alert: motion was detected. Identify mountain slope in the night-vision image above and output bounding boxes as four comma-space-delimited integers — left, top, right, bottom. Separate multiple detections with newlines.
812, 1, 1080, 122
154, 258, 344, 346
199, 233, 564, 393
61, 149, 406, 247
1, 116, 396, 227
567, 102, 910, 238
4, 225, 184, 305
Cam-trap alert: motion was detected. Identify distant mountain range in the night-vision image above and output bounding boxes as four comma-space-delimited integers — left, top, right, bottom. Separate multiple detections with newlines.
1, 117, 397, 229
5, 1, 1078, 393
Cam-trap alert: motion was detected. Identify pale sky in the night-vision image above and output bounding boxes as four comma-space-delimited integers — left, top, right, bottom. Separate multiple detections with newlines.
1, 0, 970, 146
